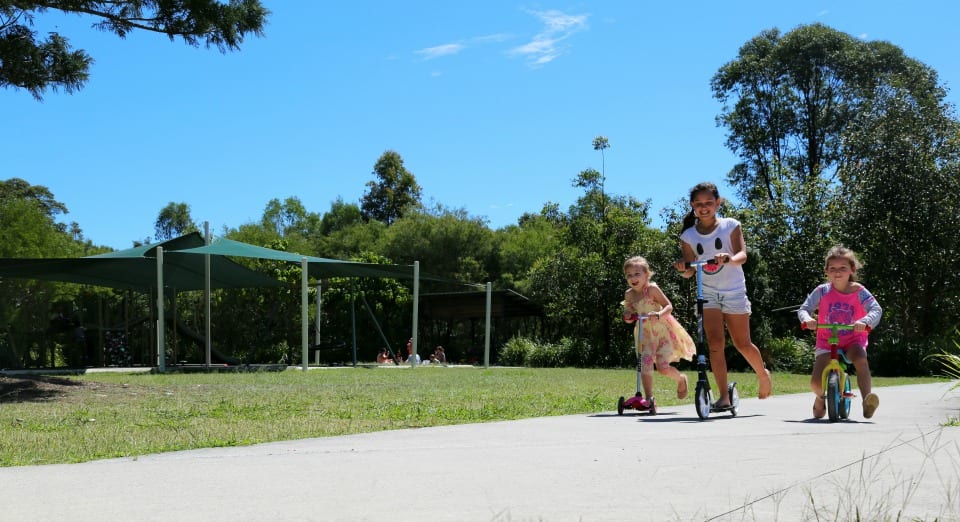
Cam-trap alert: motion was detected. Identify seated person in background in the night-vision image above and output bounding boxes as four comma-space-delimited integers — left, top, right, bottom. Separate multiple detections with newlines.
433, 346, 447, 364
376, 347, 391, 364
405, 338, 421, 364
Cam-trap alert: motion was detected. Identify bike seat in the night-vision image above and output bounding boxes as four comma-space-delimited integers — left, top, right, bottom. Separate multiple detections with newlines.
838, 350, 852, 365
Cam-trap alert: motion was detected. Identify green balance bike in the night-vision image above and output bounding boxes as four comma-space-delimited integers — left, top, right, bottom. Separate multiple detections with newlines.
802, 322, 869, 422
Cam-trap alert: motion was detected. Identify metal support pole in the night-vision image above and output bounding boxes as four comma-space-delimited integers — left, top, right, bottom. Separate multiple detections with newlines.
350, 281, 357, 367
156, 247, 165, 372
411, 261, 420, 366
315, 281, 322, 365
204, 221, 211, 368
484, 282, 492, 368
301, 257, 309, 370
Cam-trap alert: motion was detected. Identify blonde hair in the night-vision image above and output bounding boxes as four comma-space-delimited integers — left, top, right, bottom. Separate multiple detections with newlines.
824, 245, 862, 282
623, 256, 655, 278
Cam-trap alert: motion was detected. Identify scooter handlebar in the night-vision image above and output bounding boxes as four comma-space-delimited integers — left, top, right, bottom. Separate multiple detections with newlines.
684, 259, 718, 269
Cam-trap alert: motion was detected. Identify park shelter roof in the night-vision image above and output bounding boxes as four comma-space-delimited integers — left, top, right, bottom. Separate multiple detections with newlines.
173, 237, 424, 280
0, 233, 280, 291
0, 232, 451, 291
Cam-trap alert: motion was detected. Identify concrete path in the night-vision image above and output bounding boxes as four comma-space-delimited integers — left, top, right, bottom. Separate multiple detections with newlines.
2, 382, 958, 521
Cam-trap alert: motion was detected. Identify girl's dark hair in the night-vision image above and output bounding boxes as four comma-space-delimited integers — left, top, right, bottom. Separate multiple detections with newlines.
680, 182, 721, 232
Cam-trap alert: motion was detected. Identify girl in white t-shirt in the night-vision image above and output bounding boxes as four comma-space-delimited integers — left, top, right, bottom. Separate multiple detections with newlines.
673, 182, 772, 408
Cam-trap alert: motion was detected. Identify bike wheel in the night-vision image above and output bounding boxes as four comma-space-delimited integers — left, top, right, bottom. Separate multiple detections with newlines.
839, 375, 851, 419
826, 371, 840, 422
695, 382, 712, 420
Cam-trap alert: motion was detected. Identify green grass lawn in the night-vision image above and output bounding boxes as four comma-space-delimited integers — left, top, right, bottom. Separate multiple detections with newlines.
0, 367, 945, 467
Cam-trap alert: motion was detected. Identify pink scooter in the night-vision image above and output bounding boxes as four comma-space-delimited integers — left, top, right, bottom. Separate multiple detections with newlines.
617, 314, 656, 415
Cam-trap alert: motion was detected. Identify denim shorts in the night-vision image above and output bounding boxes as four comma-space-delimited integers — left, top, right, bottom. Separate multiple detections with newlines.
702, 289, 752, 314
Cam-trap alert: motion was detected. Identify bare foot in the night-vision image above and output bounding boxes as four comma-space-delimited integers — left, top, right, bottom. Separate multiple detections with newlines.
677, 374, 688, 400
758, 368, 772, 399
711, 389, 731, 409
812, 396, 826, 419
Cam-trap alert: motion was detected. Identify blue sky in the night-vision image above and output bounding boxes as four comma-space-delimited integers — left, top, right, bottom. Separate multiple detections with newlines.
4, 1, 959, 251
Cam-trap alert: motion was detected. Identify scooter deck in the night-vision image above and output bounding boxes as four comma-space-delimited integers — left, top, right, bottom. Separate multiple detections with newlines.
618, 393, 656, 415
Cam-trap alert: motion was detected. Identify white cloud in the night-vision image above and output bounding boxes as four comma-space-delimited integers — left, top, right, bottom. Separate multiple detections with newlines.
414, 33, 512, 62
411, 10, 587, 69
537, 9, 588, 33
509, 9, 589, 67
470, 33, 512, 45
415, 43, 466, 60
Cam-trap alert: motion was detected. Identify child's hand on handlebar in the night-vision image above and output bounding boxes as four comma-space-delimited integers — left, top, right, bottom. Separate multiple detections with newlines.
802, 319, 817, 330
852, 321, 868, 332
676, 258, 720, 271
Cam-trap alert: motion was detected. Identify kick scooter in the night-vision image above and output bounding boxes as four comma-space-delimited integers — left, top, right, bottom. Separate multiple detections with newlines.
617, 314, 656, 415
802, 323, 869, 422
686, 259, 739, 420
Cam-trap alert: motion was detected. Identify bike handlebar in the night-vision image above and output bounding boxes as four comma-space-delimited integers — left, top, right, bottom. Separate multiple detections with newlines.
801, 323, 871, 333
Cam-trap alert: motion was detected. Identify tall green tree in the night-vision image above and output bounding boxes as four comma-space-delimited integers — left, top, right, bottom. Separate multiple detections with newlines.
360, 150, 422, 225
315, 197, 371, 258
592, 136, 610, 217
839, 84, 960, 372
378, 205, 494, 284
0, 179, 84, 368
0, 1, 269, 100
320, 197, 362, 236
260, 196, 321, 247
0, 178, 82, 256
712, 24, 938, 203
154, 201, 197, 241
527, 175, 660, 366
316, 219, 385, 261
0, 178, 68, 220
711, 23, 946, 322
495, 213, 561, 294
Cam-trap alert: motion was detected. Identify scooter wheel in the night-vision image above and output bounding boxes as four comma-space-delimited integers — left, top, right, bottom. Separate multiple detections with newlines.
695, 383, 711, 420
728, 383, 739, 417
617, 396, 625, 416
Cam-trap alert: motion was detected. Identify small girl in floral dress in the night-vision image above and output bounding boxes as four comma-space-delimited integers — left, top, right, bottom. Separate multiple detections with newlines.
621, 256, 696, 401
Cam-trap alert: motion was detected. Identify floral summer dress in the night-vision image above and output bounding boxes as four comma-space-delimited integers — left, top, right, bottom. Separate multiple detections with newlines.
622, 284, 696, 368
